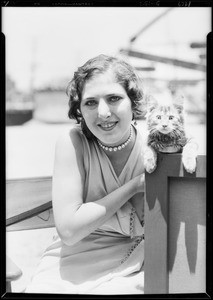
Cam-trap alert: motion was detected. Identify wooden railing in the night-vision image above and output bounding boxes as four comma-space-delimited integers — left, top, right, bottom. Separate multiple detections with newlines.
6, 154, 206, 294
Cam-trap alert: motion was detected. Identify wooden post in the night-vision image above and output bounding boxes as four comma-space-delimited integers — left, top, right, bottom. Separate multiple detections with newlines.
144, 154, 206, 294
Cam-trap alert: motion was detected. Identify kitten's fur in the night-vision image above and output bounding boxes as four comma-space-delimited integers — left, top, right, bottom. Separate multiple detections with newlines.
143, 92, 198, 173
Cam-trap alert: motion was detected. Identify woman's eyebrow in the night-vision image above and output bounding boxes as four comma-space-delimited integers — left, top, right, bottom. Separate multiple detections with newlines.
82, 96, 96, 102
106, 93, 124, 97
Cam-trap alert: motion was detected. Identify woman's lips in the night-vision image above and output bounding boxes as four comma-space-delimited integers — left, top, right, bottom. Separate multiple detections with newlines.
98, 121, 117, 131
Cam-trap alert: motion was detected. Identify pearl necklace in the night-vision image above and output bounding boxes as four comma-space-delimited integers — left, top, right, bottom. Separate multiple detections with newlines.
97, 126, 133, 152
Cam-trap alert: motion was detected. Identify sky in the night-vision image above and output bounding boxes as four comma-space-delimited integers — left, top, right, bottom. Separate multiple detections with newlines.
2, 7, 211, 92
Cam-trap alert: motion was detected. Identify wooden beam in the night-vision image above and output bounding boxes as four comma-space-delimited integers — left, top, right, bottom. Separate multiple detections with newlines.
120, 49, 206, 72
143, 77, 204, 85
199, 54, 206, 59
6, 176, 52, 225
190, 42, 206, 49
130, 8, 174, 43
134, 66, 155, 71
6, 208, 55, 231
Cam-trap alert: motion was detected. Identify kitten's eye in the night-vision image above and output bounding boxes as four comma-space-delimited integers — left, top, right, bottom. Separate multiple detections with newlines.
156, 115, 161, 120
169, 115, 174, 120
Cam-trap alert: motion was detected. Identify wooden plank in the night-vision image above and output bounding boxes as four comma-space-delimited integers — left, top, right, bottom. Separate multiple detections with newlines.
6, 176, 52, 225
6, 208, 55, 231
144, 154, 206, 294
120, 49, 206, 72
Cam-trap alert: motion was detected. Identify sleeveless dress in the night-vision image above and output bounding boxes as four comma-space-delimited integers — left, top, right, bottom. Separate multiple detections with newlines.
25, 125, 145, 294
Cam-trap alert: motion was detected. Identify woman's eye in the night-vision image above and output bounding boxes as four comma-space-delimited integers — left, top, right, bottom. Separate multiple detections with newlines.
109, 96, 121, 103
156, 115, 161, 120
85, 100, 97, 106
169, 115, 174, 120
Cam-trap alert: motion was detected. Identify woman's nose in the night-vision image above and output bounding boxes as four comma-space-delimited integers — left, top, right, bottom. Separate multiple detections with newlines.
98, 99, 111, 119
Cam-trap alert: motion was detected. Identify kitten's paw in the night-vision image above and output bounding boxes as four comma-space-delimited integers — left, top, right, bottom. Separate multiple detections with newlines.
182, 156, 197, 173
182, 142, 198, 173
144, 148, 157, 173
145, 161, 157, 173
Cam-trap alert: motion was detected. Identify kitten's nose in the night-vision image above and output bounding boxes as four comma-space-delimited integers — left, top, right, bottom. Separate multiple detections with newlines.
162, 124, 168, 128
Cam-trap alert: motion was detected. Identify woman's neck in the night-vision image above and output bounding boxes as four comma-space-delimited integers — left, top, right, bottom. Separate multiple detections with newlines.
101, 127, 136, 177
97, 126, 133, 152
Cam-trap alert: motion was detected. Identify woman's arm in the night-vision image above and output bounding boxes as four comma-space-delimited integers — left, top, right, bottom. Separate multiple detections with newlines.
52, 130, 144, 246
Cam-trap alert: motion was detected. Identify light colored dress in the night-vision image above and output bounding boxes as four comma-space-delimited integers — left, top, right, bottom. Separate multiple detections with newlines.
25, 125, 145, 294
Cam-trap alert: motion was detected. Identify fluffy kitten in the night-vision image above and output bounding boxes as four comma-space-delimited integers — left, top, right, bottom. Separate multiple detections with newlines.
143, 92, 198, 173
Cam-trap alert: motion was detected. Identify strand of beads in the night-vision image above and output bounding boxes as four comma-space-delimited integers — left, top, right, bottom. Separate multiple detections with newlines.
120, 235, 144, 265
97, 126, 132, 152
120, 206, 144, 265
130, 206, 136, 239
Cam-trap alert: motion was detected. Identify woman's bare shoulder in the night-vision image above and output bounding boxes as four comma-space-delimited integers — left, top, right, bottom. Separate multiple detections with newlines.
56, 126, 81, 145
55, 126, 84, 159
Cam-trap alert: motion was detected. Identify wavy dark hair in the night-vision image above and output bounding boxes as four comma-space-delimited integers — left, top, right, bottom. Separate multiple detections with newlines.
66, 54, 144, 139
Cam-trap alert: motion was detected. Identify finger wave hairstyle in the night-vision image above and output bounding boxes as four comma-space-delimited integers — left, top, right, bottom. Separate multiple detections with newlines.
66, 54, 144, 139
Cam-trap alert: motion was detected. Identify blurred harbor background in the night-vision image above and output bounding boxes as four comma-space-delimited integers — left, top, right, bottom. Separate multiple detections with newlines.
3, 6, 210, 292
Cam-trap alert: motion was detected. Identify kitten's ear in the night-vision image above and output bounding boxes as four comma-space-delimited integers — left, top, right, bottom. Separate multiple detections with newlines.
145, 95, 158, 113
174, 94, 184, 113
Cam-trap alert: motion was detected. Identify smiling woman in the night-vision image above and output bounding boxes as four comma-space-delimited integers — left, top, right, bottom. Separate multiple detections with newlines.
25, 54, 146, 295
80, 70, 133, 147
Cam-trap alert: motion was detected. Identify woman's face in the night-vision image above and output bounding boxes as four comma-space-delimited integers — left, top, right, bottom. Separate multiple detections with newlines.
80, 70, 133, 146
